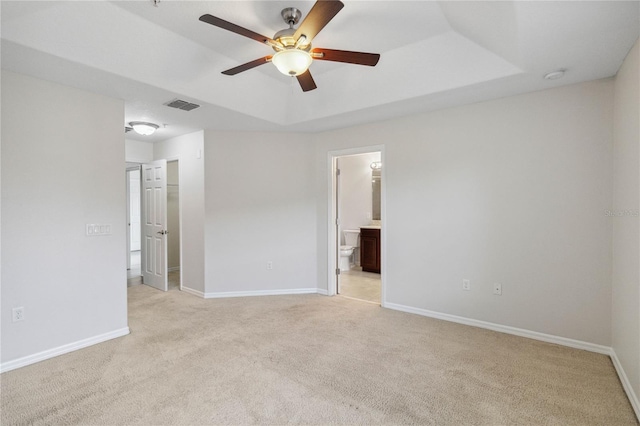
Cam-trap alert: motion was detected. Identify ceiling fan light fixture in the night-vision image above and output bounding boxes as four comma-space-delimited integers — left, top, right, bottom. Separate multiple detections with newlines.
129, 121, 159, 136
272, 49, 312, 76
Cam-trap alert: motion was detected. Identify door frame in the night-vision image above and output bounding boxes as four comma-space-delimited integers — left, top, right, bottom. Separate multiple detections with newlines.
327, 145, 386, 306
126, 165, 141, 271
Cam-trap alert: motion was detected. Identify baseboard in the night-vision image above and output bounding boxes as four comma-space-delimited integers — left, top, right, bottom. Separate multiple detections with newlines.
317, 288, 328, 296
182, 286, 329, 299
610, 348, 640, 420
180, 286, 205, 298
0, 327, 130, 374
127, 276, 142, 287
204, 288, 320, 299
384, 302, 611, 355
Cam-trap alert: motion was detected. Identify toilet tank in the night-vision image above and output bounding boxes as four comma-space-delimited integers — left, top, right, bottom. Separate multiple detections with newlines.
343, 229, 360, 247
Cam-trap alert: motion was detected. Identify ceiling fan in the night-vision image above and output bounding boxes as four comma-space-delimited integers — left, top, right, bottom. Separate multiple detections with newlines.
199, 0, 380, 92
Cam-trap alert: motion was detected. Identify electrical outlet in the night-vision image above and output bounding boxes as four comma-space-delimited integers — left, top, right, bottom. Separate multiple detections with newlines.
266, 261, 273, 270
462, 279, 470, 291
12, 307, 24, 322
493, 283, 502, 296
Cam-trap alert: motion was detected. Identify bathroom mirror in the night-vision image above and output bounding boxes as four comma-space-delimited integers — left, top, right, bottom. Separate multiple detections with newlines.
372, 169, 381, 220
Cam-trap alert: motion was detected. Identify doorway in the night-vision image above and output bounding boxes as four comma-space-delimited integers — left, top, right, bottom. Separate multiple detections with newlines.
328, 146, 385, 305
126, 159, 182, 291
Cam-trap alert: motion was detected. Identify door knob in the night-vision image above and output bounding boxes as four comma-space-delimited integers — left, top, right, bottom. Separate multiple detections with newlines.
156, 230, 169, 235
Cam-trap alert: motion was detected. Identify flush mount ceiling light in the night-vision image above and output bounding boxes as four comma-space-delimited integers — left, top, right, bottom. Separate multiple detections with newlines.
129, 121, 159, 136
544, 69, 566, 80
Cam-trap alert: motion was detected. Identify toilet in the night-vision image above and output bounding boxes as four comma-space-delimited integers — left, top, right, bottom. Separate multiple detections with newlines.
339, 229, 360, 272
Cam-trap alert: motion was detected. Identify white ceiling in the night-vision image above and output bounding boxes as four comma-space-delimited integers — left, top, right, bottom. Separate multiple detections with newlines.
1, 1, 638, 142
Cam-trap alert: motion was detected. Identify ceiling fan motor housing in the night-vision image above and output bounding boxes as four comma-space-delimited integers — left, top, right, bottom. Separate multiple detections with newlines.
272, 27, 311, 51
273, 8, 311, 52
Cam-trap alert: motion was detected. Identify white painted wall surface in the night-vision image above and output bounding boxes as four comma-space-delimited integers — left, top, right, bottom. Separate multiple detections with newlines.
1, 71, 128, 365
203, 131, 316, 295
128, 170, 141, 251
315, 79, 614, 345
339, 152, 381, 240
167, 161, 180, 270
154, 132, 205, 293
125, 139, 153, 163
612, 39, 640, 408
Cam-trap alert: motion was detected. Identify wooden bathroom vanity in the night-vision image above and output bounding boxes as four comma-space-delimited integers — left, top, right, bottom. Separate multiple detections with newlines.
360, 227, 381, 273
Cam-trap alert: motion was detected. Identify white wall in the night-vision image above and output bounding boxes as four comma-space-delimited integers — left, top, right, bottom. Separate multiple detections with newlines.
203, 131, 316, 295
167, 160, 180, 270
125, 139, 153, 163
1, 71, 128, 367
154, 132, 205, 293
612, 39, 640, 412
315, 79, 614, 345
339, 152, 381, 238
128, 170, 141, 251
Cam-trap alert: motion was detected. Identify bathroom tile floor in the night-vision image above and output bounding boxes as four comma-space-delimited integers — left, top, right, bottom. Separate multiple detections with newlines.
339, 267, 381, 304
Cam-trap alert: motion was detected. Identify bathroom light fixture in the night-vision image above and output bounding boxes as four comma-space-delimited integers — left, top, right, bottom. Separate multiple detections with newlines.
370, 161, 382, 170
544, 69, 566, 80
271, 48, 313, 76
129, 121, 159, 136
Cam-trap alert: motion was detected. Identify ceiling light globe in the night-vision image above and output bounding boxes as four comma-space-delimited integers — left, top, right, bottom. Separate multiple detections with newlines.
272, 49, 312, 76
129, 121, 159, 136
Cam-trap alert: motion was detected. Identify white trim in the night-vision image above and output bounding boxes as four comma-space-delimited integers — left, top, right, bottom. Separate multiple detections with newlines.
611, 349, 640, 420
204, 288, 320, 299
180, 287, 328, 299
385, 302, 611, 355
0, 327, 130, 373
180, 286, 205, 298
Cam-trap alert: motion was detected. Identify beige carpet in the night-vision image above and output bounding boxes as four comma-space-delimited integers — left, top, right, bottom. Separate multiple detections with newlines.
1, 285, 637, 425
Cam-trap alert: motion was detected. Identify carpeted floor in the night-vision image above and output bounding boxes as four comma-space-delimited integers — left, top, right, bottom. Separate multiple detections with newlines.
1, 285, 637, 425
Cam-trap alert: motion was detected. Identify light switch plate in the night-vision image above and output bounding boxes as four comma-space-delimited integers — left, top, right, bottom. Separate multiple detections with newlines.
86, 224, 112, 236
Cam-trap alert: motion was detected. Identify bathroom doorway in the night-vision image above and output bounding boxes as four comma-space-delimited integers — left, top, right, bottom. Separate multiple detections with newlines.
328, 147, 385, 305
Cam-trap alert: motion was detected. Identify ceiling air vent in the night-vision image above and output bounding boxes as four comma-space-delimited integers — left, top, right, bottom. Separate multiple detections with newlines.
164, 99, 200, 111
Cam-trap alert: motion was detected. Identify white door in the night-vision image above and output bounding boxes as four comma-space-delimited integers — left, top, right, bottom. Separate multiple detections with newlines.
142, 160, 168, 291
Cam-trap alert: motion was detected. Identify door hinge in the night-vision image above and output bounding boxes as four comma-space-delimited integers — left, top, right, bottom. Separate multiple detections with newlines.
336, 168, 341, 176
336, 268, 341, 275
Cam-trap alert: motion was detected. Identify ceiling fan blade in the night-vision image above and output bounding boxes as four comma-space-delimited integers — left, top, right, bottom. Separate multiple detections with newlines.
222, 56, 272, 76
296, 70, 317, 92
200, 14, 276, 46
312, 48, 380, 66
293, 1, 344, 43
